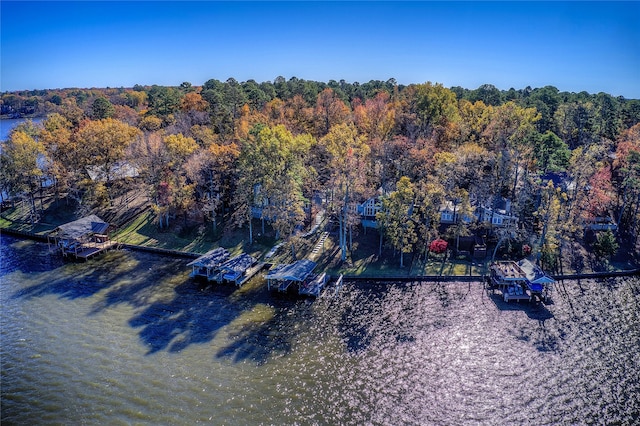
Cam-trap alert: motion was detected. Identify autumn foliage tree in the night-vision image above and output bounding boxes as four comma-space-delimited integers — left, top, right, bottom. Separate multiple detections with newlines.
5, 78, 639, 263
0, 128, 44, 223
320, 123, 371, 261
235, 125, 312, 249
75, 118, 141, 205
377, 176, 419, 267
429, 238, 448, 255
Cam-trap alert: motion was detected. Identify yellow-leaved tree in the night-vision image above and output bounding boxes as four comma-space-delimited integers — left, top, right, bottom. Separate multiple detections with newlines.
0, 128, 44, 223
76, 118, 140, 205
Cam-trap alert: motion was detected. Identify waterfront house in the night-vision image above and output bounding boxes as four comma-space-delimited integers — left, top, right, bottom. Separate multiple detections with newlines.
439, 201, 475, 225
475, 198, 518, 228
583, 216, 618, 232
440, 197, 517, 229
86, 161, 140, 182
354, 196, 382, 229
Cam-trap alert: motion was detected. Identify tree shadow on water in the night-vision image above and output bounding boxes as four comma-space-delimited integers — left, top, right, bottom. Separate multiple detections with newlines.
1, 237, 63, 275
10, 251, 133, 301
128, 280, 247, 355
214, 295, 314, 364
89, 256, 197, 314
214, 313, 294, 365
487, 292, 559, 352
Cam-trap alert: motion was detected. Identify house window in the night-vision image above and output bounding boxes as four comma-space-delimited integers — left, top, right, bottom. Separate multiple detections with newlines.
442, 212, 453, 222
364, 202, 379, 217
492, 217, 502, 225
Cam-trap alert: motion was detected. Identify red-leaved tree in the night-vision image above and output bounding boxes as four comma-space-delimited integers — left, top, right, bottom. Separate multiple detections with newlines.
429, 238, 448, 254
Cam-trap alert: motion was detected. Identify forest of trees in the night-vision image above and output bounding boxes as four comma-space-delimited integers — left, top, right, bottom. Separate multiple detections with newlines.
2, 77, 639, 268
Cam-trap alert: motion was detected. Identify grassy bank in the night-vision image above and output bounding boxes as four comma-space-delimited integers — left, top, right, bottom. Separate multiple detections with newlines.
2, 193, 637, 278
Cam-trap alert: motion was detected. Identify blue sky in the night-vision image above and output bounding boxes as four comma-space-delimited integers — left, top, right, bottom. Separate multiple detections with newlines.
2, 1, 639, 97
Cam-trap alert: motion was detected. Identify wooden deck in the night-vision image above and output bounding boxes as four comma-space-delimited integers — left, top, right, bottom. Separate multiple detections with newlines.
299, 272, 327, 297
234, 262, 268, 287
63, 241, 118, 260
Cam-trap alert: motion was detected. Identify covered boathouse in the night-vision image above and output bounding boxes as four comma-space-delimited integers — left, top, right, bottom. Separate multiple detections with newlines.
188, 248, 231, 281
48, 215, 117, 260
217, 253, 261, 287
266, 259, 326, 296
489, 259, 554, 302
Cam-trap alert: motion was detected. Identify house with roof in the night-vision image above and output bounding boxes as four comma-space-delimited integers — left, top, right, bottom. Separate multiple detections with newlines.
583, 215, 618, 232
489, 258, 554, 302
217, 253, 257, 286
86, 161, 140, 182
439, 201, 475, 225
188, 247, 231, 281
475, 198, 518, 228
352, 196, 382, 229
266, 259, 320, 294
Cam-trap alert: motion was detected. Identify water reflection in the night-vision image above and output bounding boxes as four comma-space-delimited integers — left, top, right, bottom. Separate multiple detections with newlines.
2, 234, 639, 425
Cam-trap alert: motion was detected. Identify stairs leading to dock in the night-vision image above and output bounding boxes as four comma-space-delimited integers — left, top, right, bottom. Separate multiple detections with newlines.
311, 232, 329, 257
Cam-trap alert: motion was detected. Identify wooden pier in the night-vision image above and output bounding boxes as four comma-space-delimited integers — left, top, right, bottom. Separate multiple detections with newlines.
298, 272, 327, 297
65, 240, 118, 260
228, 260, 268, 287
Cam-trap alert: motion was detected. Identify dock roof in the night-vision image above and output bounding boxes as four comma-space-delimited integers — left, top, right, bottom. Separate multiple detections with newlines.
266, 259, 316, 282
187, 247, 230, 268
491, 261, 527, 281
55, 215, 109, 240
517, 259, 555, 284
219, 253, 256, 274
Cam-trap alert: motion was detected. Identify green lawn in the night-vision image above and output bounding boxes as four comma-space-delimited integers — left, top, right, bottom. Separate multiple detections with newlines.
2, 196, 636, 277
113, 210, 276, 259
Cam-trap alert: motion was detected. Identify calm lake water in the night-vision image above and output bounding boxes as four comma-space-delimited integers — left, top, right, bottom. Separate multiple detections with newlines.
1, 234, 639, 425
1, 118, 43, 141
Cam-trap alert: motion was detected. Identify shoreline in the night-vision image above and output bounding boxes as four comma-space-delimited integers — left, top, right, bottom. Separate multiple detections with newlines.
3, 227, 638, 282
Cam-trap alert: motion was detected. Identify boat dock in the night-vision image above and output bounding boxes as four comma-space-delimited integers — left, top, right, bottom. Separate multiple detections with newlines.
230, 261, 268, 287
488, 261, 532, 302
66, 240, 119, 260
266, 259, 320, 295
188, 248, 231, 281
298, 272, 327, 297
487, 259, 555, 303
48, 215, 118, 261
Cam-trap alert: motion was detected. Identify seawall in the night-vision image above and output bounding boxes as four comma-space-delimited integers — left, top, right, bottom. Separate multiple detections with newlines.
3, 227, 638, 281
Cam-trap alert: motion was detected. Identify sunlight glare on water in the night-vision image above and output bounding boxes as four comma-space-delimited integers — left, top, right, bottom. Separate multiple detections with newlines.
1, 234, 639, 424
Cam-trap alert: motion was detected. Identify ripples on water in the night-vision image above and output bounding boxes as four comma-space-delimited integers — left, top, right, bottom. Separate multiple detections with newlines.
1, 235, 639, 425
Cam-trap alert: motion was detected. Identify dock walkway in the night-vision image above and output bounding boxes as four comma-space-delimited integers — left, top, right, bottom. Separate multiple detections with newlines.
70, 240, 119, 260
299, 272, 327, 297
235, 262, 269, 287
